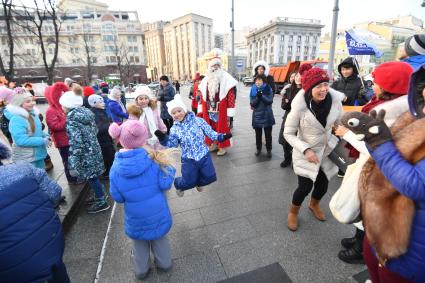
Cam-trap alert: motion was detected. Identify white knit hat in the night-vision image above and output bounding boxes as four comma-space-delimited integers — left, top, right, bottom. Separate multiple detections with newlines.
9, 90, 33, 107
88, 94, 104, 107
59, 90, 83, 109
134, 85, 155, 100
166, 94, 187, 115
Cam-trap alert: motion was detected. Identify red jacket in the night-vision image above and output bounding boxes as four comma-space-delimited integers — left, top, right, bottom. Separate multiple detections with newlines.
191, 83, 199, 109
45, 82, 70, 148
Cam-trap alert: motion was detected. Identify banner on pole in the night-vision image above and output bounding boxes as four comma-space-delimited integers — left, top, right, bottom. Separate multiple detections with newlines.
345, 29, 383, 58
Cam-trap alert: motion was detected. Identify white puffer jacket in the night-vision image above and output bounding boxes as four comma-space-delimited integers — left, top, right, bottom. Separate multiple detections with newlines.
284, 88, 345, 181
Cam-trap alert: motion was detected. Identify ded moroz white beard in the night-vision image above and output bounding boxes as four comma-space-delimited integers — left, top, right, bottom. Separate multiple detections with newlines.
207, 68, 223, 101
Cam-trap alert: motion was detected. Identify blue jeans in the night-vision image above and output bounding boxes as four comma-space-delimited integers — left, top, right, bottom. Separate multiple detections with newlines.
88, 177, 105, 199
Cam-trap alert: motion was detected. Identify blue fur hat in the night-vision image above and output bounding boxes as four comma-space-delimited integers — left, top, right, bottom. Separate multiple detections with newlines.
408, 64, 425, 118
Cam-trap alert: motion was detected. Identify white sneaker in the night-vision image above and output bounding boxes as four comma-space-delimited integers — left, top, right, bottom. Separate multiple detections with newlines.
196, 186, 204, 192
217, 148, 227, 156
176, 189, 184, 197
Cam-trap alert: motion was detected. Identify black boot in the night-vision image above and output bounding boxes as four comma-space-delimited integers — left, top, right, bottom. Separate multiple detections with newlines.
338, 229, 364, 264
266, 150, 272, 158
280, 157, 292, 168
255, 149, 261, 156
341, 228, 364, 249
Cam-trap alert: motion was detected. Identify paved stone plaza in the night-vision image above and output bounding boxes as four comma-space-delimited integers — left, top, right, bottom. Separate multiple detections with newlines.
62, 84, 366, 282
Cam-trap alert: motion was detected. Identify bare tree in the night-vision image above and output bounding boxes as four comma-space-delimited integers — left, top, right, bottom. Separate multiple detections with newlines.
0, 0, 16, 82
16, 0, 62, 84
112, 37, 137, 85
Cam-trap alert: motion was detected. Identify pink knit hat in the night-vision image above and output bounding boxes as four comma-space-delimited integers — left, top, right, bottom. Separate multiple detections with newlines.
0, 86, 14, 104
108, 120, 148, 149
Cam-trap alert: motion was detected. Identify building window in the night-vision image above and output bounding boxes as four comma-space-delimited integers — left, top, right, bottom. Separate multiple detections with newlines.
289, 35, 293, 42
127, 24, 135, 32
127, 36, 137, 43
280, 35, 285, 41
314, 35, 317, 43
304, 55, 308, 60
296, 55, 300, 61
270, 46, 274, 53
288, 46, 292, 53
135, 56, 140, 63
306, 36, 309, 43
92, 57, 97, 63
106, 56, 110, 63
304, 46, 309, 54
133, 46, 138, 52
270, 36, 274, 44
297, 36, 301, 44
296, 46, 301, 53
110, 56, 116, 63
90, 46, 96, 52
83, 24, 91, 33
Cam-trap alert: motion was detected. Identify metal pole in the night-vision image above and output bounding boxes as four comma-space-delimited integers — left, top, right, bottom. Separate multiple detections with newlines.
231, 0, 235, 76
328, 0, 339, 80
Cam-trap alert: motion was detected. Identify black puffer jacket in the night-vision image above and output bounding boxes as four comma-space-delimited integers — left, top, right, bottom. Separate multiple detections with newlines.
331, 57, 365, 106
158, 83, 176, 120
91, 108, 113, 146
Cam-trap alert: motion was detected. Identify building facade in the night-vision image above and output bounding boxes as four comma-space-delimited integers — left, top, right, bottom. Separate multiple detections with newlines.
0, 0, 147, 84
144, 22, 167, 81
163, 13, 213, 81
246, 17, 324, 71
214, 33, 224, 50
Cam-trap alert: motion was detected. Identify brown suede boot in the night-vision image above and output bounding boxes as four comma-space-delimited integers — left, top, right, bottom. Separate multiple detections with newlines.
308, 198, 326, 221
287, 204, 301, 231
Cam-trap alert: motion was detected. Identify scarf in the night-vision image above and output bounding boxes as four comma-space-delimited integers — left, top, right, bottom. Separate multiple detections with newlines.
140, 107, 158, 145
305, 90, 332, 128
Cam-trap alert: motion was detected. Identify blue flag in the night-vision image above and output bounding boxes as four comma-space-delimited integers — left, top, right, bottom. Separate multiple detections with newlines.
345, 29, 383, 58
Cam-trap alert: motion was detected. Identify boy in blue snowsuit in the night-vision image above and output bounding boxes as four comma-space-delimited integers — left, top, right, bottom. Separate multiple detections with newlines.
155, 94, 232, 197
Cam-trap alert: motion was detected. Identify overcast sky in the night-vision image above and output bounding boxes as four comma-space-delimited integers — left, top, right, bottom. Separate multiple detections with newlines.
107, 0, 424, 33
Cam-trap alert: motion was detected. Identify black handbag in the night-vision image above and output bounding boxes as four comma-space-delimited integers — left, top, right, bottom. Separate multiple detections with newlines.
328, 138, 356, 173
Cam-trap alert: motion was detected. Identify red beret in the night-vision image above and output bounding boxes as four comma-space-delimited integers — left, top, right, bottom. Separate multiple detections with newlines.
372, 62, 414, 95
83, 86, 95, 97
302, 68, 329, 92
298, 63, 313, 76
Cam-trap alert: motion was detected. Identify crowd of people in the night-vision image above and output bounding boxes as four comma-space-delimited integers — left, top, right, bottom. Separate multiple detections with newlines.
0, 33, 424, 282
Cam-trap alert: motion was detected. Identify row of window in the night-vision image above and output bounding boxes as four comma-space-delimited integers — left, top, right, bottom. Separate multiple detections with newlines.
105, 55, 140, 63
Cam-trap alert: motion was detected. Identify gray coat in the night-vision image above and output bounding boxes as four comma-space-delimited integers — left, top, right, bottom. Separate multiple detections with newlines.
283, 88, 345, 181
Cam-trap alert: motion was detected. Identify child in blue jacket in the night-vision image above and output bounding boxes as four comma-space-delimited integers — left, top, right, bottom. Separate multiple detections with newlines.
155, 94, 232, 197
109, 120, 176, 279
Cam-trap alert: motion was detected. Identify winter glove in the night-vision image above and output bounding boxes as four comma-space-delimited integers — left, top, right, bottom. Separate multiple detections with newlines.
341, 109, 393, 150
256, 89, 263, 98
154, 130, 167, 141
218, 133, 232, 142
147, 136, 158, 146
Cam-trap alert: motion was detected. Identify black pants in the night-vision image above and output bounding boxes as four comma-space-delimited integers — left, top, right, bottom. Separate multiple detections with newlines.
100, 142, 116, 176
163, 118, 174, 134
292, 169, 328, 206
58, 146, 77, 183
254, 127, 272, 152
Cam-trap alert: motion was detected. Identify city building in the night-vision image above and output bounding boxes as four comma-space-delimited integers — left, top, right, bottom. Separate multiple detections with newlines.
223, 27, 250, 53
246, 17, 324, 72
0, 0, 147, 84
163, 13, 213, 81
144, 21, 168, 81
214, 33, 224, 50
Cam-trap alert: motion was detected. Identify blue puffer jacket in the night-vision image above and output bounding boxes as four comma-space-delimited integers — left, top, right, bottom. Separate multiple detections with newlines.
0, 162, 63, 283
108, 97, 128, 123
250, 83, 275, 128
403, 55, 425, 71
158, 83, 176, 120
160, 112, 223, 161
371, 141, 425, 282
5, 105, 47, 166
109, 148, 176, 241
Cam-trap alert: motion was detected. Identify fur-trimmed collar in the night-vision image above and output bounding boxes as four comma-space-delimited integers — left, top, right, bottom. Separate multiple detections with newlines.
252, 60, 270, 76
6, 104, 40, 118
